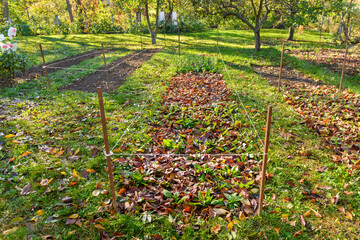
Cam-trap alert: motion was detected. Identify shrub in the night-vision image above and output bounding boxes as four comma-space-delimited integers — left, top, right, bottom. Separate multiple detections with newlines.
0, 27, 27, 87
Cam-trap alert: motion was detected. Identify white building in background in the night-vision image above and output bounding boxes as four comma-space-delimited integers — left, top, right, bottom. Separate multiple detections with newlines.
172, 12, 177, 26
158, 12, 165, 24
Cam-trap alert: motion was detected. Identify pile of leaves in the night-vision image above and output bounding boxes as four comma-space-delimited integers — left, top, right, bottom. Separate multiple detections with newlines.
284, 83, 360, 165
290, 49, 360, 76
114, 73, 265, 222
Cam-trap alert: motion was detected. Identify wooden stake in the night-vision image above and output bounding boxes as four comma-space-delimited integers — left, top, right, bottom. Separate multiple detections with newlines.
97, 87, 118, 212
278, 43, 285, 92
101, 43, 109, 90
178, 24, 181, 56
339, 43, 349, 92
39, 43, 51, 91
257, 105, 273, 216
217, 26, 219, 58
164, 23, 166, 47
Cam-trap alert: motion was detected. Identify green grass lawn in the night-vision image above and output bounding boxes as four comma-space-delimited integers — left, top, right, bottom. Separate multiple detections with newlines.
1, 29, 359, 239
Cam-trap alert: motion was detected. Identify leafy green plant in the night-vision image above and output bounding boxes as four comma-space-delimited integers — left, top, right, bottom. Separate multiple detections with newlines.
177, 55, 219, 73
124, 171, 149, 186
224, 193, 243, 209
220, 165, 240, 178
191, 189, 224, 207
163, 190, 189, 204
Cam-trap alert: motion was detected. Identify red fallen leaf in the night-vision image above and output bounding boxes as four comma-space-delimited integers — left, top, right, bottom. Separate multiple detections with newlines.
184, 206, 191, 212
293, 230, 303, 238
287, 181, 295, 187
337, 207, 346, 214
330, 193, 339, 204
8, 157, 15, 163
150, 234, 163, 240
282, 196, 292, 202
69, 181, 77, 187
118, 188, 126, 195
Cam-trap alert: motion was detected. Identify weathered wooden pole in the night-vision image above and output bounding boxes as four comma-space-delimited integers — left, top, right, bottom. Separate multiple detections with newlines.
39, 43, 51, 91
257, 105, 273, 216
278, 43, 285, 92
97, 87, 118, 212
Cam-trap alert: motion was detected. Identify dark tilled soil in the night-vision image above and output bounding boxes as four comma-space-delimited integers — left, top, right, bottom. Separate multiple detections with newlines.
59, 48, 161, 93
21, 48, 122, 80
251, 64, 326, 87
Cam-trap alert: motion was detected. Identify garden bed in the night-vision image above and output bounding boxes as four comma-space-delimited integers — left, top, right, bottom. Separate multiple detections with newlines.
253, 65, 360, 165
59, 48, 161, 93
290, 49, 360, 76
20, 48, 123, 81
112, 72, 264, 224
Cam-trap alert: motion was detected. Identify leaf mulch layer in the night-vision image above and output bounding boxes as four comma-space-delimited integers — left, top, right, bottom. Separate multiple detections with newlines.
253, 64, 360, 167
290, 49, 360, 77
19, 48, 123, 81
59, 48, 161, 93
112, 73, 265, 225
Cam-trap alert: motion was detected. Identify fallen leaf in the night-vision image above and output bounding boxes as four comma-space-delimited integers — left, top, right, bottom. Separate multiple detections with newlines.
345, 212, 353, 220
9, 217, 23, 225
304, 210, 311, 217
36, 210, 45, 216
337, 207, 346, 214
20, 151, 31, 158
20, 183, 31, 196
81, 169, 88, 179
293, 230, 302, 238
62, 196, 73, 203
211, 224, 221, 234
311, 209, 322, 217
299, 215, 306, 227
68, 214, 79, 219
94, 224, 105, 230
5, 134, 15, 138
92, 190, 100, 196
274, 227, 280, 234
213, 208, 228, 215
73, 169, 78, 178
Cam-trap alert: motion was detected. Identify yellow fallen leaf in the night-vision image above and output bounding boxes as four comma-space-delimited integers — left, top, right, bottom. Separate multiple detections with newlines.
61, 171, 67, 175
68, 231, 75, 235
74, 147, 80, 155
5, 134, 15, 138
87, 169, 96, 173
304, 210, 311, 217
274, 227, 280, 234
136, 149, 145, 152
35, 210, 45, 216
68, 214, 79, 219
9, 217, 23, 225
73, 169, 78, 178
335, 219, 341, 226
239, 212, 246, 221
345, 212, 353, 220
311, 209, 322, 217
94, 224, 105, 230
227, 221, 234, 231
211, 224, 221, 234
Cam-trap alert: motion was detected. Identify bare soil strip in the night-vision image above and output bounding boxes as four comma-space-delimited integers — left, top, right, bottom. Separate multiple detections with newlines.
21, 48, 122, 80
59, 48, 161, 93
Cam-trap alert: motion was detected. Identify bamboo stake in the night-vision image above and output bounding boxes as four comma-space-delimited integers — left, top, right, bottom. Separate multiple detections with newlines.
101, 43, 109, 90
339, 43, 349, 92
257, 105, 273, 216
278, 43, 285, 92
97, 87, 118, 212
39, 43, 51, 91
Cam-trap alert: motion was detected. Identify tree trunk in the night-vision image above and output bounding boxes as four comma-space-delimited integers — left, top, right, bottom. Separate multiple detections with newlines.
144, 0, 160, 45
2, 0, 9, 23
254, 28, 261, 51
66, 0, 74, 22
151, 32, 157, 44
288, 26, 295, 41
